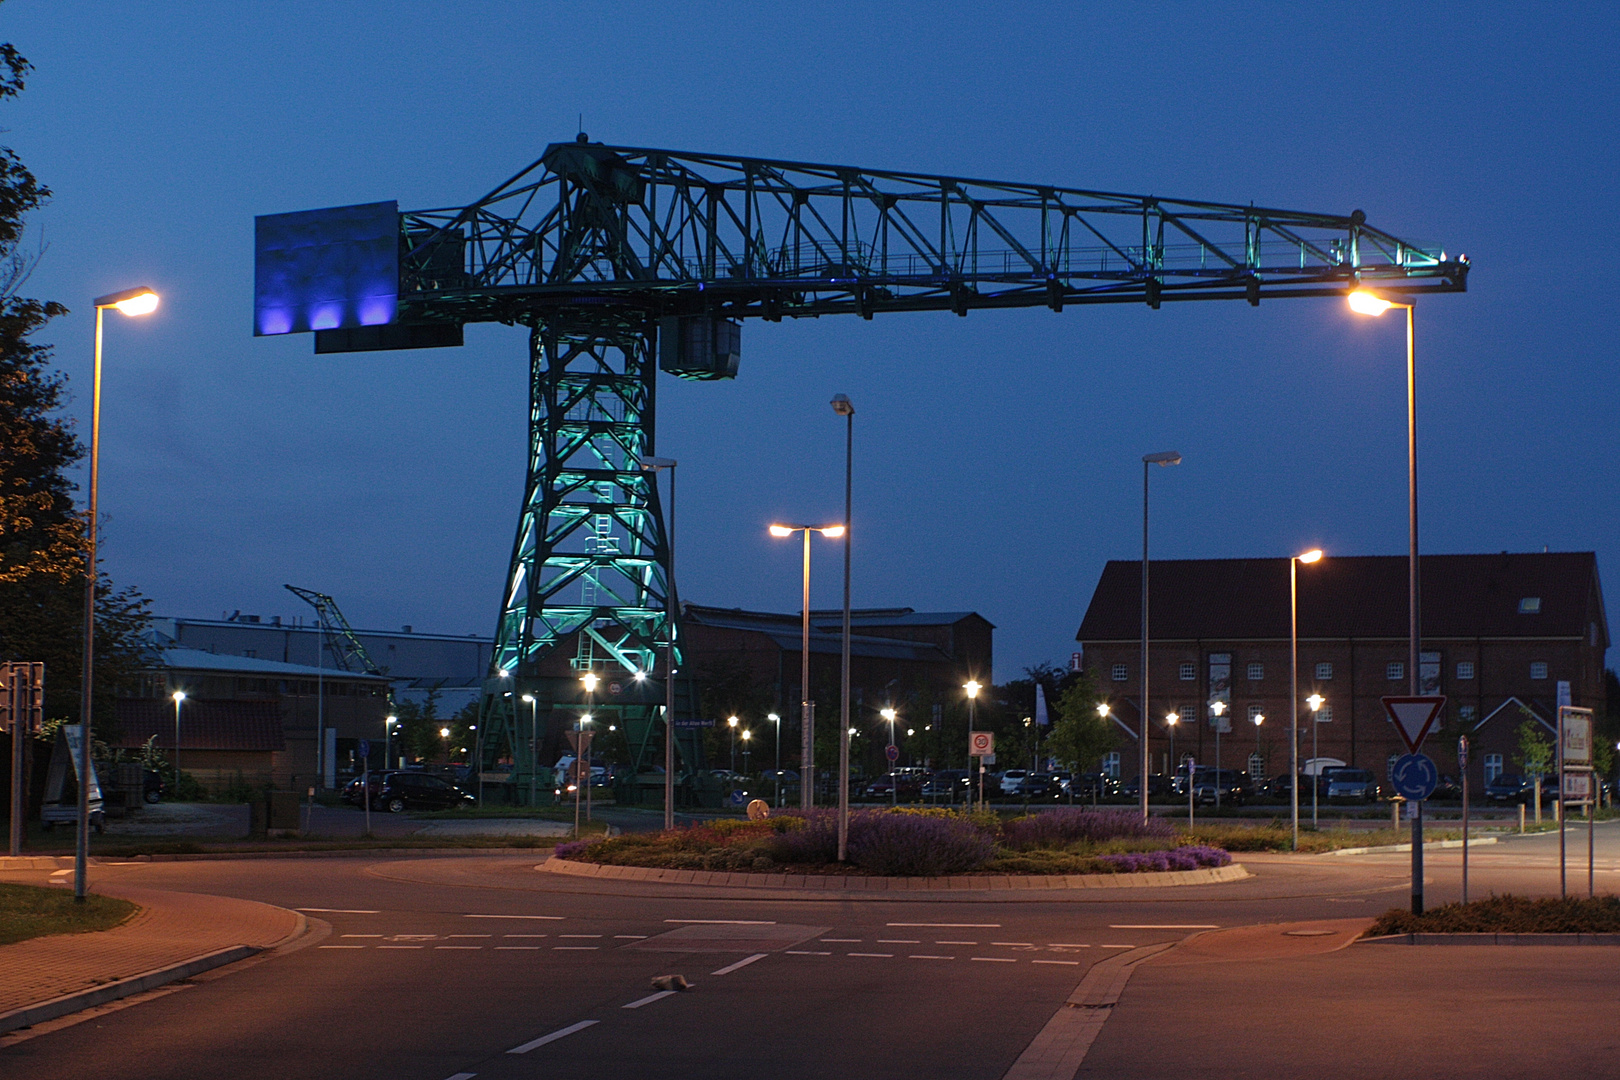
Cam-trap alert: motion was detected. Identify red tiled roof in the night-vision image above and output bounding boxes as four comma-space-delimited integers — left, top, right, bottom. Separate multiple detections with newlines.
1078, 552, 1605, 644
112, 699, 285, 752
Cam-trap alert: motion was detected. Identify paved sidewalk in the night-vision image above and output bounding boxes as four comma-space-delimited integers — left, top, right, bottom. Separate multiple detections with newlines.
0, 876, 302, 1017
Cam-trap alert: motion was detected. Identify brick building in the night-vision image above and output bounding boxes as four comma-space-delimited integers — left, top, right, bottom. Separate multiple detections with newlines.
1076, 552, 1608, 786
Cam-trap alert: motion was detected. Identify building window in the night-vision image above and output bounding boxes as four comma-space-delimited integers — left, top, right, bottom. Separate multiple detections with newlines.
1247, 704, 1263, 723
242, 649, 256, 659
1111, 664, 1128, 682
1456, 661, 1475, 680
1315, 662, 1333, 680
1387, 754, 1401, 781
1459, 705, 1476, 724
1178, 662, 1196, 681
1315, 704, 1333, 723
1102, 751, 1121, 778
1248, 753, 1265, 779
1386, 661, 1404, 681
1530, 662, 1549, 680
1484, 753, 1504, 783
1246, 662, 1264, 681
1519, 597, 1541, 614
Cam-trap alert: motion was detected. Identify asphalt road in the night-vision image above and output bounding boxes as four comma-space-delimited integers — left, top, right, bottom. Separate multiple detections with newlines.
3, 822, 1617, 1080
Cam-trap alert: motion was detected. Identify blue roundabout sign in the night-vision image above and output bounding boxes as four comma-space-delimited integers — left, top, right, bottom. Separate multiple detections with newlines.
1390, 753, 1439, 802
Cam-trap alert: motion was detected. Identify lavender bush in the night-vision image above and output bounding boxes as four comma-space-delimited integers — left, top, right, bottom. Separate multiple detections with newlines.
763, 809, 840, 863
552, 839, 593, 860
1095, 845, 1231, 873
845, 811, 996, 876
999, 808, 1176, 851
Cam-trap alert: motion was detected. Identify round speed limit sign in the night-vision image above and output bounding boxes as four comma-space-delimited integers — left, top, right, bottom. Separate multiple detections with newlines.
969, 731, 994, 756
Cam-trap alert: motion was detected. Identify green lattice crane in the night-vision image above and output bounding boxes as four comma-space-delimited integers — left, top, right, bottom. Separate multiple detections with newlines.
254, 136, 1468, 794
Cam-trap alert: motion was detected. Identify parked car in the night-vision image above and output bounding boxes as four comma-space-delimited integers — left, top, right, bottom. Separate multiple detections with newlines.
1192, 769, 1253, 807
343, 771, 396, 806
1430, 774, 1462, 801
865, 770, 926, 801
373, 771, 474, 812
1122, 773, 1172, 800
922, 769, 972, 802
142, 769, 166, 804
1070, 772, 1122, 801
1484, 773, 1557, 805
997, 769, 1029, 796
1323, 767, 1381, 803
1014, 772, 1065, 799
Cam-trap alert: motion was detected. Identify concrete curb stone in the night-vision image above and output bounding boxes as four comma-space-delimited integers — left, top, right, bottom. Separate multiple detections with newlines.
0, 945, 259, 1036
536, 857, 1249, 891
1360, 932, 1620, 946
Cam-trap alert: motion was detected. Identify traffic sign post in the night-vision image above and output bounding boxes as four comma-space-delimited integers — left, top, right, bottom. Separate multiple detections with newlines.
1384, 695, 1446, 915
969, 731, 993, 808
884, 744, 899, 763
2, 662, 44, 856
1458, 736, 1470, 903
1557, 706, 1595, 898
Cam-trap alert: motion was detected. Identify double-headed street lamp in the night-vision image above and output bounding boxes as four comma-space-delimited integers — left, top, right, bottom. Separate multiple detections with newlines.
76, 286, 160, 901
1140, 449, 1181, 823
769, 522, 844, 812
1290, 548, 1324, 850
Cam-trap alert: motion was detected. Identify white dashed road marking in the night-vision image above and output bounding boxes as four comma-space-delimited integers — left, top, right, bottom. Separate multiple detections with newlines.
665, 919, 775, 925
507, 1020, 597, 1053
971, 957, 1016, 963
467, 914, 563, 921
622, 991, 677, 1010
909, 955, 954, 960
711, 953, 769, 975
1109, 924, 1218, 929
888, 922, 999, 928
785, 950, 831, 956
297, 908, 379, 914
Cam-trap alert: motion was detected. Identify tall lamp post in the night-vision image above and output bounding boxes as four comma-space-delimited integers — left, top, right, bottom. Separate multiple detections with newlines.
727, 715, 739, 773
769, 713, 782, 806
639, 455, 678, 830
1252, 711, 1264, 782
384, 714, 397, 771
830, 393, 855, 862
741, 728, 752, 776
768, 522, 844, 811
1140, 449, 1181, 823
1165, 711, 1178, 780
1348, 291, 1420, 696
965, 680, 982, 808
521, 694, 538, 807
1290, 547, 1324, 850
881, 707, 898, 805
171, 690, 186, 790
580, 673, 597, 824
1306, 694, 1324, 828
1211, 699, 1227, 811
77, 286, 160, 901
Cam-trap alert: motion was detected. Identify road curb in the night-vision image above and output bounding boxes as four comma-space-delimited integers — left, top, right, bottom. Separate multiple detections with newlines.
0, 847, 564, 870
1325, 837, 1499, 857
0, 944, 261, 1035
1359, 932, 1620, 946
537, 858, 1249, 891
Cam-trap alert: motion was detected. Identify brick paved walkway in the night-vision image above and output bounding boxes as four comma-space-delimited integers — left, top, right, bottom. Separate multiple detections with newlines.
0, 878, 300, 1015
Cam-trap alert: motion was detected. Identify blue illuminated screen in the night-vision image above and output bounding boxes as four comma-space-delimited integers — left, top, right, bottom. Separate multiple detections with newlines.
254, 200, 399, 336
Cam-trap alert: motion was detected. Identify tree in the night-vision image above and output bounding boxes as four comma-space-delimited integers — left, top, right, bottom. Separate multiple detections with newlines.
0, 27, 149, 738
1513, 714, 1553, 781
1046, 670, 1119, 775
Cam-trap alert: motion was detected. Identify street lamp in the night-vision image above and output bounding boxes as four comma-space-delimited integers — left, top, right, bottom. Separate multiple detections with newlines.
768, 522, 844, 812
521, 694, 539, 808
1306, 694, 1325, 828
1211, 699, 1227, 811
881, 707, 899, 806
728, 715, 739, 773
741, 728, 752, 776
1165, 711, 1178, 779
1097, 702, 1113, 807
830, 393, 856, 861
384, 714, 397, 771
439, 726, 450, 763
1141, 449, 1182, 823
965, 680, 983, 808
639, 454, 678, 830
75, 286, 159, 901
768, 712, 782, 806
1348, 291, 1420, 698
171, 691, 186, 791
1290, 547, 1324, 850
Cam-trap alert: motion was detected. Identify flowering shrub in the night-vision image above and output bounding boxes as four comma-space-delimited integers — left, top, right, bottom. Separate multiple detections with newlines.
1095, 845, 1231, 873
1000, 809, 1175, 851
845, 811, 996, 875
553, 839, 593, 860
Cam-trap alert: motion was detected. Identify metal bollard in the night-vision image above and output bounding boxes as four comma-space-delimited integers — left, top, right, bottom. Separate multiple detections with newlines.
1519, 803, 1526, 834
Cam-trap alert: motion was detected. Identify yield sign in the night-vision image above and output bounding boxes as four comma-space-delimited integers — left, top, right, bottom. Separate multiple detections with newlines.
1382, 696, 1447, 753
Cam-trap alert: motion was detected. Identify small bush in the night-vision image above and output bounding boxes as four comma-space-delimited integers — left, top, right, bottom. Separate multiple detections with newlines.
1368, 894, 1620, 936
764, 810, 839, 863
1001, 809, 1175, 851
845, 811, 995, 876
1095, 845, 1231, 873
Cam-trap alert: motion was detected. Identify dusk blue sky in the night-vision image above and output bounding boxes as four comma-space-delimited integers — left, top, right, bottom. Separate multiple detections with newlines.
8, 2, 1617, 682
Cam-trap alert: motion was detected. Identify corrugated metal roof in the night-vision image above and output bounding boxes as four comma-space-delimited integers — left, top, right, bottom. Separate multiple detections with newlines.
1077, 552, 1605, 643
152, 647, 391, 681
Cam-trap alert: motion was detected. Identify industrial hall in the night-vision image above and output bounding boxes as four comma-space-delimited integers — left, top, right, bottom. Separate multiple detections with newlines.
1075, 551, 1608, 786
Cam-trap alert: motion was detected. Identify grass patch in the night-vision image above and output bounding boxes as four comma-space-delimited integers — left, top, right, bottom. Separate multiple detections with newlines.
0, 883, 137, 946
1367, 895, 1620, 936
